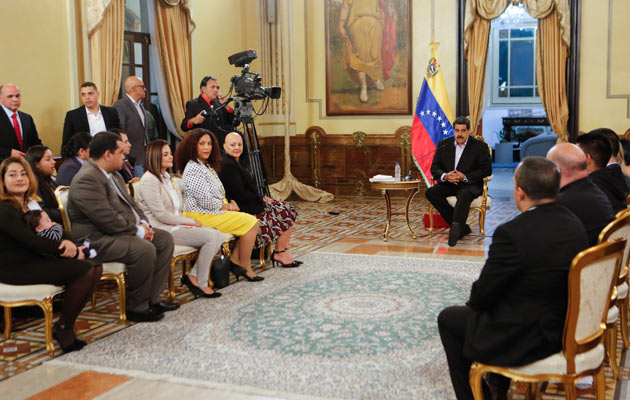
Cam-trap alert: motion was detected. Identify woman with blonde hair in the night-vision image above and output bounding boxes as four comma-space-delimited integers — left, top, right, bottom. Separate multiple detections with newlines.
0, 157, 102, 353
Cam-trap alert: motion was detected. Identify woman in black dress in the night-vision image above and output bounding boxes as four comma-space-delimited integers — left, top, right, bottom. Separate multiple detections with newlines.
0, 157, 102, 353
219, 132, 301, 267
25, 145, 61, 223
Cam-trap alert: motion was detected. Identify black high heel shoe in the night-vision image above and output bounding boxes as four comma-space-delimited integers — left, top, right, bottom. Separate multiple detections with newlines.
181, 275, 222, 298
53, 323, 86, 353
272, 250, 299, 268
230, 261, 264, 282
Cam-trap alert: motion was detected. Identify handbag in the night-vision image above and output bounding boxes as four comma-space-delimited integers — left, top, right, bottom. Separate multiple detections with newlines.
210, 254, 231, 289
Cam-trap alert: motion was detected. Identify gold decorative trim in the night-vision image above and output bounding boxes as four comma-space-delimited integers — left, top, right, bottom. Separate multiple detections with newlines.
352, 131, 367, 148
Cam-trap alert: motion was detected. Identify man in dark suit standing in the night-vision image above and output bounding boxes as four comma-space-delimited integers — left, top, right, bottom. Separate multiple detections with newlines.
576, 132, 627, 212
437, 157, 589, 400
0, 83, 42, 161
181, 75, 235, 147
547, 142, 615, 245
425, 116, 492, 246
68, 132, 177, 322
114, 76, 148, 177
61, 82, 121, 150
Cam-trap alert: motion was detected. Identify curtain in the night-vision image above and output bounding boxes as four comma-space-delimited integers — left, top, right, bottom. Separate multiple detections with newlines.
154, 0, 195, 138
464, 0, 570, 140
88, 0, 124, 106
268, 0, 333, 202
532, 6, 570, 142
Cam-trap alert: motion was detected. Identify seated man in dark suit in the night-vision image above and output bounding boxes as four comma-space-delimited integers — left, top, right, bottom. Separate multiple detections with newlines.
576, 132, 627, 212
180, 75, 235, 147
61, 82, 121, 150
0, 83, 42, 161
547, 143, 615, 245
68, 132, 177, 322
437, 157, 589, 400
425, 116, 492, 246
593, 127, 630, 194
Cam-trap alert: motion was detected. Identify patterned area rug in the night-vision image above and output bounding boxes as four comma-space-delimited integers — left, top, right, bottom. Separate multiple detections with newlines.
50, 253, 484, 399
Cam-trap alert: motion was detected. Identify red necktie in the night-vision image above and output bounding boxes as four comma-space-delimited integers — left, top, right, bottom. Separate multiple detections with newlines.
123, 160, 133, 177
11, 113, 23, 151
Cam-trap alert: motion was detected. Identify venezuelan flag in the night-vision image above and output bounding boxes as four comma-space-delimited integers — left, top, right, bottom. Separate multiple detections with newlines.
411, 43, 454, 186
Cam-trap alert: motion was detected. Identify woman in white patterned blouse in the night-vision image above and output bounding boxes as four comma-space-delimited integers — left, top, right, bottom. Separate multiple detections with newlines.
174, 129, 263, 282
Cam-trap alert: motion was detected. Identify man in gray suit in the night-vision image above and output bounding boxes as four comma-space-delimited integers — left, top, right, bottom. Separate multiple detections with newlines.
114, 76, 148, 177
68, 132, 177, 322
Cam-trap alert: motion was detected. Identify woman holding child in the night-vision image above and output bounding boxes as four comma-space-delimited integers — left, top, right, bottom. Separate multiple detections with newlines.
0, 157, 102, 353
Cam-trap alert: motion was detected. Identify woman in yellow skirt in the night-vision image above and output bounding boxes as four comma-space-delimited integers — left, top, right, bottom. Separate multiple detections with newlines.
174, 128, 263, 282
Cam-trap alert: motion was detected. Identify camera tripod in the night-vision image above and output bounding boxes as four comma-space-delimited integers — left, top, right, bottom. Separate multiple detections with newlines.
232, 97, 270, 198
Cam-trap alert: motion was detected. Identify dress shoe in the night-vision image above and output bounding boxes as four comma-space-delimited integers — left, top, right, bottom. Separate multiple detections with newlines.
460, 223, 472, 238
52, 323, 86, 353
449, 222, 462, 246
127, 309, 164, 322
150, 301, 180, 313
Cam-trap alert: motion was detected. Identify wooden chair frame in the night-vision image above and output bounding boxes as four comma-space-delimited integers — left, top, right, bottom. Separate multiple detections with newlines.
427, 145, 493, 238
469, 239, 625, 400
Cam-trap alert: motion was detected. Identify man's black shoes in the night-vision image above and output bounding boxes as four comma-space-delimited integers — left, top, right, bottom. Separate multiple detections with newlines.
150, 301, 180, 313
127, 308, 164, 322
449, 222, 462, 246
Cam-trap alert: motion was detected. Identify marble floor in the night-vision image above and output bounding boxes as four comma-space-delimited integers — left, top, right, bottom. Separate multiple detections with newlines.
1, 175, 628, 399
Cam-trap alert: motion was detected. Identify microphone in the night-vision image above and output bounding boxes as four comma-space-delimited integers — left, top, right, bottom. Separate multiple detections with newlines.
413, 139, 452, 162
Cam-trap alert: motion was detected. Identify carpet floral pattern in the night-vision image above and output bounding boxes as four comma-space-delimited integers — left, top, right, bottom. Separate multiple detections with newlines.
54, 253, 483, 399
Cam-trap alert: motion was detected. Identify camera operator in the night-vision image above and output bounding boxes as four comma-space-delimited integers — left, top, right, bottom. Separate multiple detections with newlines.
181, 76, 234, 147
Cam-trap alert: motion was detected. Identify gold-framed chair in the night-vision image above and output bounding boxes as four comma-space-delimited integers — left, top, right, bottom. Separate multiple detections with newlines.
0, 283, 63, 357
598, 212, 630, 378
428, 145, 493, 238
55, 186, 127, 323
469, 239, 625, 400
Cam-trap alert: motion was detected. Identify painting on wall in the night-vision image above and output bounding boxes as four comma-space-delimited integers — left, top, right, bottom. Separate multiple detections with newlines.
325, 0, 412, 115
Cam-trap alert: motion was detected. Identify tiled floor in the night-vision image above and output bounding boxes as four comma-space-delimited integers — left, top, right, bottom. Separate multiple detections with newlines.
1, 177, 628, 399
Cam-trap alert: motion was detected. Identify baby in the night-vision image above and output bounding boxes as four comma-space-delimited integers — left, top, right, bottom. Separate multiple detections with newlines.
23, 210, 97, 259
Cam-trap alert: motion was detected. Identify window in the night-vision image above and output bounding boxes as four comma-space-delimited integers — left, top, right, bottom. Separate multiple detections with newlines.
489, 8, 541, 106
120, 0, 167, 139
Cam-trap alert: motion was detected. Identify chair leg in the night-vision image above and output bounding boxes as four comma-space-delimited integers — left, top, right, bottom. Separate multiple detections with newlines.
428, 205, 434, 236
594, 367, 606, 400
564, 377, 577, 400
527, 382, 537, 400
91, 292, 97, 310
40, 298, 55, 357
115, 274, 127, 323
4, 306, 11, 339
619, 297, 629, 349
606, 325, 619, 379
168, 258, 176, 303
222, 242, 231, 257
260, 244, 266, 268
468, 363, 485, 400
479, 209, 486, 238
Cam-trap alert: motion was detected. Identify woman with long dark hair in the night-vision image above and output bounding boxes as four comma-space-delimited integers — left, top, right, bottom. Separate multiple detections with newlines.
56, 131, 92, 186
0, 157, 102, 352
138, 139, 223, 297
174, 128, 263, 282
25, 145, 61, 223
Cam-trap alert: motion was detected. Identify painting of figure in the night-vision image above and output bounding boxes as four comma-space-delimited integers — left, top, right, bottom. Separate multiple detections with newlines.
326, 0, 411, 115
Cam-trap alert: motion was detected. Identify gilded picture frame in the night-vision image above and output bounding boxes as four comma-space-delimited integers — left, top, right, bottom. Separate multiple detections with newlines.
325, 0, 412, 116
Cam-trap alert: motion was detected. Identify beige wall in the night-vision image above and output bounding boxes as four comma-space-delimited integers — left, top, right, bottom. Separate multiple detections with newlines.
579, 0, 630, 135
190, 0, 260, 101
0, 0, 78, 154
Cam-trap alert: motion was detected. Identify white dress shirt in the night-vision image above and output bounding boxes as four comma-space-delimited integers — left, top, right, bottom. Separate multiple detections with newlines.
2, 104, 22, 140
86, 106, 107, 136
126, 94, 145, 126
